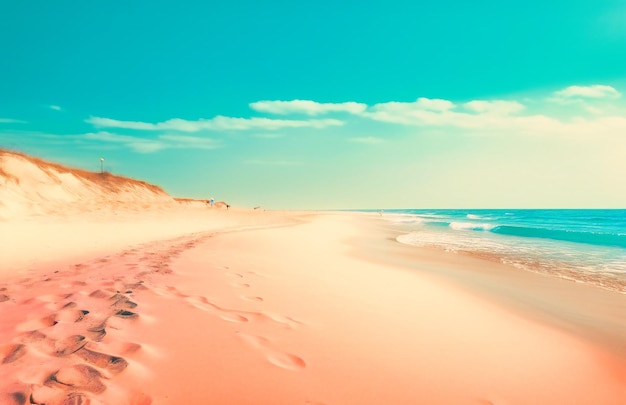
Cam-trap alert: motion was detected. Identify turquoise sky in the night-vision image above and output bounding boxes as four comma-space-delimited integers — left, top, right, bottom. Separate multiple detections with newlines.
1, 1, 625, 209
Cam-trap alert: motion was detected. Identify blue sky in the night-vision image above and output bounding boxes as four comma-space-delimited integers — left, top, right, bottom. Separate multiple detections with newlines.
1, 1, 625, 208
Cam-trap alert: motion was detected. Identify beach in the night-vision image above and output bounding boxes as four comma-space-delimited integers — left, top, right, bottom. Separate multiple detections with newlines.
5, 0, 626, 403
2, 207, 626, 404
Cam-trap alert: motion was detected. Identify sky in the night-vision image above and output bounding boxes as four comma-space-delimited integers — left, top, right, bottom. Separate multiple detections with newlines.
1, 1, 625, 209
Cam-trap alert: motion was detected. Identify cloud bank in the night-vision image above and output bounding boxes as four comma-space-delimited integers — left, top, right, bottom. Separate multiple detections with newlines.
79, 83, 625, 153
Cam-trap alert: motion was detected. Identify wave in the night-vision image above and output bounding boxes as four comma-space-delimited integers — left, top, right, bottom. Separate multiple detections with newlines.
433, 221, 626, 249
466, 214, 481, 219
384, 214, 424, 224
491, 225, 626, 249
449, 221, 495, 231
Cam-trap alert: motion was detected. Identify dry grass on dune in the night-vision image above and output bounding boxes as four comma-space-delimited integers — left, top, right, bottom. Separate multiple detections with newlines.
0, 148, 168, 196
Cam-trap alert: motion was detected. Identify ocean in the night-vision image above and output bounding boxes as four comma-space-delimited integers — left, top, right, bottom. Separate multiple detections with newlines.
372, 209, 626, 293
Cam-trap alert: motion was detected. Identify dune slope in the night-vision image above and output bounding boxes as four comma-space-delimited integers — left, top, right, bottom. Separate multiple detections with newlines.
0, 150, 173, 220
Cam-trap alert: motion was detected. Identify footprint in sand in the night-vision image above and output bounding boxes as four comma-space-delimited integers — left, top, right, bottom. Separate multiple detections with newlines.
75, 347, 129, 374
236, 332, 306, 371
231, 282, 251, 288
29, 384, 91, 405
55, 302, 89, 323
86, 322, 107, 342
241, 295, 264, 302
1, 343, 27, 364
219, 313, 249, 323
185, 296, 249, 323
266, 352, 306, 371
0, 392, 27, 405
55, 335, 87, 356
114, 310, 139, 319
0, 287, 10, 303
49, 364, 106, 393
109, 293, 138, 310
89, 289, 111, 299
261, 312, 302, 330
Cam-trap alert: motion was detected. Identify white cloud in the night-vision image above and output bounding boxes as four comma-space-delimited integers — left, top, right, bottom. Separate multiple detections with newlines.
250, 100, 367, 115
463, 100, 525, 115
364, 99, 475, 128
49, 105, 62, 111
553, 85, 621, 100
86, 117, 163, 131
369, 98, 455, 115
211, 116, 343, 130
84, 83, 625, 144
360, 91, 626, 138
86, 115, 343, 132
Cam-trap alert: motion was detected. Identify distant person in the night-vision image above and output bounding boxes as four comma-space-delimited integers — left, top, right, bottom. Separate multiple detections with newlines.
209, 197, 214, 207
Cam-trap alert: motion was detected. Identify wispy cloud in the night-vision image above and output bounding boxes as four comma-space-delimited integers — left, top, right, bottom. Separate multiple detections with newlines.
86, 115, 343, 132
552, 85, 621, 100
49, 105, 62, 111
84, 132, 167, 153
250, 100, 367, 115
0, 118, 26, 124
83, 132, 221, 153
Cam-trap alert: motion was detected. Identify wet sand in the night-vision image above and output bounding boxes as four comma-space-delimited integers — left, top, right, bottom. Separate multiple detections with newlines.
1, 210, 625, 404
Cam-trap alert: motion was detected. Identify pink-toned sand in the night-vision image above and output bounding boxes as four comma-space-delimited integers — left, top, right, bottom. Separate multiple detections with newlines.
1, 151, 625, 404
2, 211, 626, 404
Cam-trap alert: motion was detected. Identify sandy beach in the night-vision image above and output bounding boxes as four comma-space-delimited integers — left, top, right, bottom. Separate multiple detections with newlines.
1, 151, 626, 404
4, 0, 626, 402
1, 208, 626, 404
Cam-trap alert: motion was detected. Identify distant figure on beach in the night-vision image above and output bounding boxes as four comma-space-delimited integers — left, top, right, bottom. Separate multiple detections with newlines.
209, 197, 214, 207
379, 210, 384, 216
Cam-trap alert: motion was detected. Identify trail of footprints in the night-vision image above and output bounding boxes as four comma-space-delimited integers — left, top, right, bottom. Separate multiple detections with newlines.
0, 232, 310, 404
0, 234, 205, 404
180, 268, 307, 371
149, 265, 307, 372
0, 284, 146, 405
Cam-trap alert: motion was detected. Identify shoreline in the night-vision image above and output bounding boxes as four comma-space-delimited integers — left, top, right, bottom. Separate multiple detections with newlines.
1, 210, 625, 403
353, 215, 626, 359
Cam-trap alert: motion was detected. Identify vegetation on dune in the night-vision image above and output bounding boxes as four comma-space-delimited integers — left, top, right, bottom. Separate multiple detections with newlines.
0, 148, 168, 195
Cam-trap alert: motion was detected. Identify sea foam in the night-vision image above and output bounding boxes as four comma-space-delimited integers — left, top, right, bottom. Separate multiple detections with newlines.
449, 221, 495, 231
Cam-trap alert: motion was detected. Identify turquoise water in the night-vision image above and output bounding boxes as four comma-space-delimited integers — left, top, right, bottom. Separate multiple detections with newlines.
372, 209, 626, 293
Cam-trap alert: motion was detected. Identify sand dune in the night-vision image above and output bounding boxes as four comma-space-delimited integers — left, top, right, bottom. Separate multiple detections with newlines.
0, 149, 173, 220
